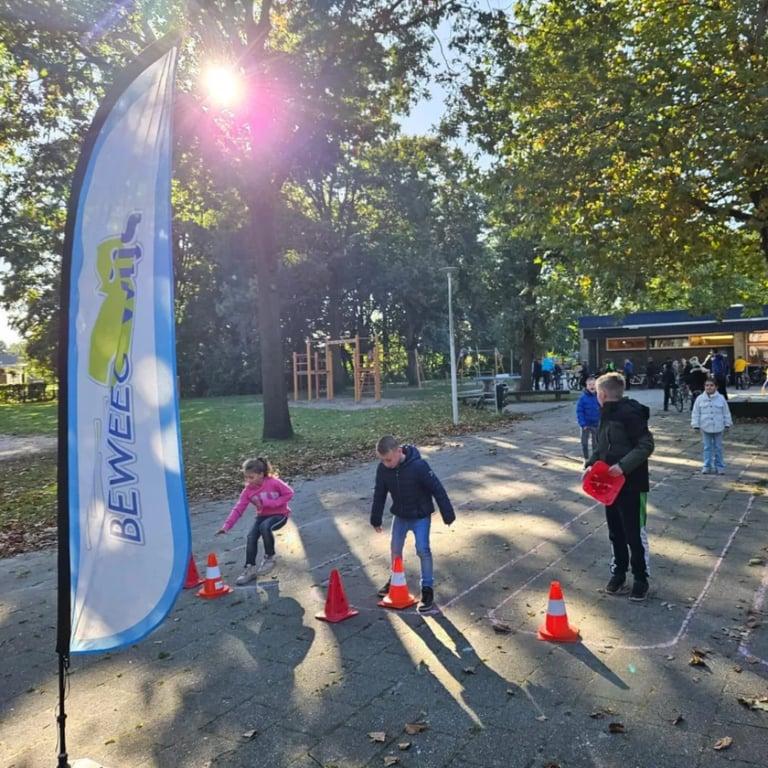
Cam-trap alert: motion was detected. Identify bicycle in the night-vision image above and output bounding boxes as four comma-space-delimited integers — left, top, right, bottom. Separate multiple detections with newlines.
735, 371, 750, 390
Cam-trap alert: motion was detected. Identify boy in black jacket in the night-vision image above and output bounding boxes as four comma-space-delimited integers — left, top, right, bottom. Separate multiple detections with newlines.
586, 372, 655, 601
371, 435, 455, 612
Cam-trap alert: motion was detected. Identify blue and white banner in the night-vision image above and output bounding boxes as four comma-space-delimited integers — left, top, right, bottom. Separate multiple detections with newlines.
62, 43, 189, 654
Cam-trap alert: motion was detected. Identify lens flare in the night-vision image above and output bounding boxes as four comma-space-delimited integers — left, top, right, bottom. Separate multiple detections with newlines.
202, 64, 243, 108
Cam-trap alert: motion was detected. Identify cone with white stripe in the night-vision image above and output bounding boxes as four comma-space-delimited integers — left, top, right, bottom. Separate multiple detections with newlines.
378, 556, 418, 610
537, 580, 580, 643
197, 552, 233, 600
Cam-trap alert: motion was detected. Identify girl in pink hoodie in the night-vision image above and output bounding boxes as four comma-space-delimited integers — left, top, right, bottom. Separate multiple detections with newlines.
217, 457, 294, 584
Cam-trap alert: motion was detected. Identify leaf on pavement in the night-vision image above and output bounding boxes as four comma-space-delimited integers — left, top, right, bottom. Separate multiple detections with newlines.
241, 730, 257, 740
398, 742, 411, 751
737, 697, 768, 712
462, 666, 477, 675
368, 731, 386, 742
713, 736, 733, 750
492, 621, 513, 634
404, 721, 428, 735
671, 714, 684, 726
689, 652, 708, 668
384, 757, 400, 766
608, 722, 625, 734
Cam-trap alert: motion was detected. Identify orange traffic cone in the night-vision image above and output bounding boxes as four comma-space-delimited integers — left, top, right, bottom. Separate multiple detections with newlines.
378, 556, 418, 610
183, 555, 204, 589
196, 553, 233, 600
316, 569, 359, 623
537, 580, 580, 643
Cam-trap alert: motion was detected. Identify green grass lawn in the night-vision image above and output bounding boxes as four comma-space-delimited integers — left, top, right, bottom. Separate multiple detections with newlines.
0, 382, 516, 554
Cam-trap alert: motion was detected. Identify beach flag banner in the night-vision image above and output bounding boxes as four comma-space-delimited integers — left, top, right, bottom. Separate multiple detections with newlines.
57, 37, 189, 656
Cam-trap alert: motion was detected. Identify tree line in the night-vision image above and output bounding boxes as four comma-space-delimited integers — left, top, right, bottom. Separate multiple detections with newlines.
1, 1, 766, 438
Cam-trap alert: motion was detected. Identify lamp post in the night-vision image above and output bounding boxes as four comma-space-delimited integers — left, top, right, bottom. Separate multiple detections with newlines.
441, 267, 459, 425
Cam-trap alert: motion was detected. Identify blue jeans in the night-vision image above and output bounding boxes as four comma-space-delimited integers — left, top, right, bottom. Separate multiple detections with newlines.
390, 515, 433, 588
702, 431, 725, 471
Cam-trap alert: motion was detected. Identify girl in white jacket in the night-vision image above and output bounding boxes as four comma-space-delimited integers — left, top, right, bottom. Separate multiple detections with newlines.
691, 378, 733, 474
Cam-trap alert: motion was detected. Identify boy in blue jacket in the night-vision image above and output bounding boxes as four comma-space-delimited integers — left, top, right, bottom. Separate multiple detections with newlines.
576, 376, 600, 465
371, 435, 455, 612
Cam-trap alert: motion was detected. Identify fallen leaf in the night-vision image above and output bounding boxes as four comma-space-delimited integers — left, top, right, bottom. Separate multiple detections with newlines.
104, 739, 116, 745
737, 697, 768, 712
368, 731, 386, 743
536, 714, 548, 722
589, 711, 605, 719
506, 688, 516, 696
689, 653, 708, 668
241, 730, 257, 740
492, 621, 513, 634
608, 722, 625, 734
713, 736, 733, 750
384, 757, 400, 766
404, 722, 428, 735
748, 558, 765, 566
398, 742, 411, 751
462, 666, 477, 675
543, 763, 561, 768
671, 714, 684, 725
733, 665, 743, 673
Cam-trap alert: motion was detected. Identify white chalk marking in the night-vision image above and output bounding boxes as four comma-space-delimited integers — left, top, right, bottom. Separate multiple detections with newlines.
738, 556, 768, 668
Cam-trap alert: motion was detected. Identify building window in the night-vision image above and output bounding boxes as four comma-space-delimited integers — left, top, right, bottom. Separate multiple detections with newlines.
606, 337, 647, 351
688, 333, 734, 347
649, 337, 689, 349
747, 332, 768, 364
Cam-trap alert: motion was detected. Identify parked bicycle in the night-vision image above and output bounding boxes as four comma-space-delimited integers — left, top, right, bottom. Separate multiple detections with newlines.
670, 383, 691, 412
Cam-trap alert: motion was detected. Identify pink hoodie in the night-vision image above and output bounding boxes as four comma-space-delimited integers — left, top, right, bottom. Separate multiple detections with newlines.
222, 476, 294, 532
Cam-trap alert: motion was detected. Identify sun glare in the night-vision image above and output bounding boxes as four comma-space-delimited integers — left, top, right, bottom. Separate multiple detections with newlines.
202, 64, 243, 108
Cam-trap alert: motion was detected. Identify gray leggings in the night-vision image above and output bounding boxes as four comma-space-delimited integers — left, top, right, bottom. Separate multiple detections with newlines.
581, 426, 598, 461
246, 515, 287, 564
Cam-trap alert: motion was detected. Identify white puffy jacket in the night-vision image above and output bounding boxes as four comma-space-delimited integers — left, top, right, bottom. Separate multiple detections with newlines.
691, 392, 733, 433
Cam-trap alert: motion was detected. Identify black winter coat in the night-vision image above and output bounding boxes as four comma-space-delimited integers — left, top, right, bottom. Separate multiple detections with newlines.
587, 398, 654, 493
370, 445, 455, 527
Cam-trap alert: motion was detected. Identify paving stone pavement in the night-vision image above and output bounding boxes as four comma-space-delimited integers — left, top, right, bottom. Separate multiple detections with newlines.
1, 391, 767, 768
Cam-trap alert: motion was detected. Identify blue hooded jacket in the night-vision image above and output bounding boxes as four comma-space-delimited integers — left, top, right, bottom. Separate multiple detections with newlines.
576, 389, 601, 428
370, 445, 455, 527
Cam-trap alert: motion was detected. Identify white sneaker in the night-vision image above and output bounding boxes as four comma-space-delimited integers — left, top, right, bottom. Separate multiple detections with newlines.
257, 556, 275, 575
235, 565, 258, 585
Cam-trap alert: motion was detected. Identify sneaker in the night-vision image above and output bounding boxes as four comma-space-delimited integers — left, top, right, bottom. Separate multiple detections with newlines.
605, 573, 628, 594
257, 556, 275, 575
417, 586, 435, 613
716, 468, 725, 475
235, 564, 258, 585
701, 467, 711, 474
377, 579, 391, 598
629, 578, 649, 602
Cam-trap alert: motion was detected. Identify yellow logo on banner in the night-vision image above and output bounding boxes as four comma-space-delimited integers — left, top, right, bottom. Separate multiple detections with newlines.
88, 213, 142, 385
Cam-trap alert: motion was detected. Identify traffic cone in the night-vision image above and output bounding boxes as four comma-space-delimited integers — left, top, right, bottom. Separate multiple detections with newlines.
196, 553, 233, 599
378, 556, 418, 610
316, 569, 359, 623
537, 580, 580, 643
183, 555, 204, 589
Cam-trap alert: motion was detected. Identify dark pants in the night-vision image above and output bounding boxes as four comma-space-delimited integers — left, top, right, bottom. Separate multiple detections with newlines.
624, 374, 631, 390
715, 374, 728, 399
246, 515, 288, 564
663, 383, 677, 410
606, 487, 649, 580
543, 371, 551, 390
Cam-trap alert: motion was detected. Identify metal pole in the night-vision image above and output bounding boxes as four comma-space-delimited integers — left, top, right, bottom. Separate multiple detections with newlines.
57, 652, 70, 767
446, 270, 459, 425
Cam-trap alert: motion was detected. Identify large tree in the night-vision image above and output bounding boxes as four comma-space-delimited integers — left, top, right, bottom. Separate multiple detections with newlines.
0, 0, 457, 437
451, 1, 768, 311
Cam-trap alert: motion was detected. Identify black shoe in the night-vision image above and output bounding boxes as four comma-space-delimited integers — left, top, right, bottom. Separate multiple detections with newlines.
417, 586, 434, 613
605, 573, 628, 594
377, 579, 391, 598
629, 578, 649, 602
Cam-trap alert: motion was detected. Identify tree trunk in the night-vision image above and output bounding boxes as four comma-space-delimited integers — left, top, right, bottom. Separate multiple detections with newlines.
249, 193, 293, 439
404, 320, 420, 387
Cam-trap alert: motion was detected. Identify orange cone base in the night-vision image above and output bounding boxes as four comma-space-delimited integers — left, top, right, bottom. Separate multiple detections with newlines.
197, 584, 233, 600
537, 623, 580, 643
378, 593, 418, 610
316, 606, 359, 623
183, 559, 204, 589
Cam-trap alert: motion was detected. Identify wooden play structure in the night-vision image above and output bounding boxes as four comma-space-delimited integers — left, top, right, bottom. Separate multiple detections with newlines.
293, 335, 382, 402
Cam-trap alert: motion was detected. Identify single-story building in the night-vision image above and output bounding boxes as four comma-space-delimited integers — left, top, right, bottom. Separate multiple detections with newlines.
578, 306, 768, 374
0, 352, 26, 385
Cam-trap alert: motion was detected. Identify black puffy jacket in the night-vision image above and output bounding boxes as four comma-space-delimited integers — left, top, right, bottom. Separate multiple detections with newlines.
370, 445, 455, 527
587, 398, 654, 493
